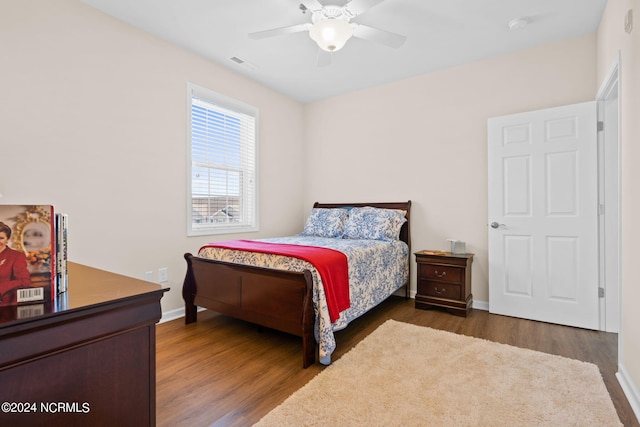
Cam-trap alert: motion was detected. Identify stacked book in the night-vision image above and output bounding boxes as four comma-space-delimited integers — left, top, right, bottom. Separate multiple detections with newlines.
55, 212, 68, 294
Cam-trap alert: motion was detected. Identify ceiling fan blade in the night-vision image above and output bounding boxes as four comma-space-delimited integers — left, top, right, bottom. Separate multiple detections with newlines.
317, 49, 332, 67
353, 24, 406, 48
344, 0, 386, 16
249, 23, 310, 40
300, 0, 325, 12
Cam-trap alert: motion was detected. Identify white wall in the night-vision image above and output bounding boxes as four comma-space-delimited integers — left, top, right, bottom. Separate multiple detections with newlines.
597, 0, 640, 419
303, 34, 597, 303
5, 5, 637, 415
0, 0, 306, 313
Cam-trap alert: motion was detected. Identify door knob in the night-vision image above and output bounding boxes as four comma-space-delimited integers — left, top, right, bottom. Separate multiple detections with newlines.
490, 222, 505, 229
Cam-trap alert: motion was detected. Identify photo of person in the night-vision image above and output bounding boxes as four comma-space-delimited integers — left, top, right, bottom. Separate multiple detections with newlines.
0, 221, 32, 305
0, 205, 56, 307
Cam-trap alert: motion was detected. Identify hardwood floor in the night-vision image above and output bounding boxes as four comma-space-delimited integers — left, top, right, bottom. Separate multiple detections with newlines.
156, 297, 638, 426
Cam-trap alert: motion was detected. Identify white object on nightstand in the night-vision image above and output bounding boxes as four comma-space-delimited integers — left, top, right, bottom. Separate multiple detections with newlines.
447, 239, 466, 254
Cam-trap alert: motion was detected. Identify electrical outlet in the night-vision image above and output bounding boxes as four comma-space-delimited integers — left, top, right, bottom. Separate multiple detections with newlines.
144, 271, 153, 282
158, 267, 168, 283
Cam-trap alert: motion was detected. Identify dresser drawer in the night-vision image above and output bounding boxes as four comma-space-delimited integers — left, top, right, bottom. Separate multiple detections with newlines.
418, 264, 462, 283
419, 280, 461, 300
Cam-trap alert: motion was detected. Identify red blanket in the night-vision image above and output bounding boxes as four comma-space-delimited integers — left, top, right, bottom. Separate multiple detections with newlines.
201, 240, 350, 322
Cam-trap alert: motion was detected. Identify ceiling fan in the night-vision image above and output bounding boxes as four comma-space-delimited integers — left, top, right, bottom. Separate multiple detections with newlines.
249, 0, 406, 66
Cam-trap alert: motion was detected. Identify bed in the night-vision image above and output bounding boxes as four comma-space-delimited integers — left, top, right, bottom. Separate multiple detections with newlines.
182, 201, 411, 367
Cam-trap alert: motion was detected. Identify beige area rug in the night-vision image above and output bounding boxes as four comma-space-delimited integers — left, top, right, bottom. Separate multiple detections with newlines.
254, 320, 621, 427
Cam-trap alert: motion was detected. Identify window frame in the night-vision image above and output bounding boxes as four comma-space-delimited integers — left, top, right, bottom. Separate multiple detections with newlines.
186, 82, 259, 236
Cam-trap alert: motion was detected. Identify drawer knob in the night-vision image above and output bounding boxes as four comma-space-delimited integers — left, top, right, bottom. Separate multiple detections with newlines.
434, 270, 446, 278
434, 287, 446, 295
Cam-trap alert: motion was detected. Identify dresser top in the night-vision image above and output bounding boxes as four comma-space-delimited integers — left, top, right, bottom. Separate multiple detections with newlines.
415, 250, 474, 260
0, 262, 168, 327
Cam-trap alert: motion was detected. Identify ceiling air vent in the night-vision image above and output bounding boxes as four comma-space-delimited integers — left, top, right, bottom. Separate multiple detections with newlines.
229, 56, 257, 71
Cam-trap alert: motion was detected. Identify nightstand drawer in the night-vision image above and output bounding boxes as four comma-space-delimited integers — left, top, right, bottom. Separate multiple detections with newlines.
419, 264, 462, 283
419, 280, 461, 300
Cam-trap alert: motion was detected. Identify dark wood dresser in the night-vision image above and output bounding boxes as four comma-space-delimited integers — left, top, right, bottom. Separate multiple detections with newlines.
415, 251, 474, 317
0, 262, 168, 426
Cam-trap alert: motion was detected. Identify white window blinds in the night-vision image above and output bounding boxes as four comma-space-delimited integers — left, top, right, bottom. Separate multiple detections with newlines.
187, 83, 258, 235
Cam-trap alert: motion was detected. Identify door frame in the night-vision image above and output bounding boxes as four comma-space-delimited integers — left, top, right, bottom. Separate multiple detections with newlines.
596, 53, 621, 333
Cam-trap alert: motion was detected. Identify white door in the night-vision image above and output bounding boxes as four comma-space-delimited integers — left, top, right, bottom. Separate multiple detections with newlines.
488, 101, 599, 330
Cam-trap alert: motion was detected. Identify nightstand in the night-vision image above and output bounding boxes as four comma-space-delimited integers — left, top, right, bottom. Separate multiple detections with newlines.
414, 251, 474, 317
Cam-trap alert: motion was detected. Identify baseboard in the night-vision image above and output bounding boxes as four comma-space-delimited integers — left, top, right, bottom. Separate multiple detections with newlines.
159, 306, 206, 324
472, 300, 489, 311
159, 307, 185, 324
160, 299, 488, 323
617, 363, 640, 423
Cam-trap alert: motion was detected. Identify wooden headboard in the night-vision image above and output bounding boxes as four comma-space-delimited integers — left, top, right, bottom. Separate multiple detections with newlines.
313, 201, 412, 250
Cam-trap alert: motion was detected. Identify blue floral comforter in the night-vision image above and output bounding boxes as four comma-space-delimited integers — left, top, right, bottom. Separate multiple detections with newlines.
198, 235, 409, 364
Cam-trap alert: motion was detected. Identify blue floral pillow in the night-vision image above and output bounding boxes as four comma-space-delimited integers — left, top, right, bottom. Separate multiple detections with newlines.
343, 207, 407, 241
301, 208, 349, 238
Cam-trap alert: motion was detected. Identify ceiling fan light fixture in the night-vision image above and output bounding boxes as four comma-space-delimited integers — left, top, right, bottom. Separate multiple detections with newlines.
309, 18, 355, 52
508, 17, 528, 31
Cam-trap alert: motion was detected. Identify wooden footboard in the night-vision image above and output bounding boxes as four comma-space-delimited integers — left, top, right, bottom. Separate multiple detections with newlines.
183, 253, 316, 368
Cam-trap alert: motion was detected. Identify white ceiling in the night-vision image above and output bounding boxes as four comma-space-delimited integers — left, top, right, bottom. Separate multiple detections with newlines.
81, 0, 608, 104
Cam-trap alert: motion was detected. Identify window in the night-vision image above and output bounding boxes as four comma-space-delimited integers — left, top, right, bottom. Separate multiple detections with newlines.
187, 83, 258, 235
